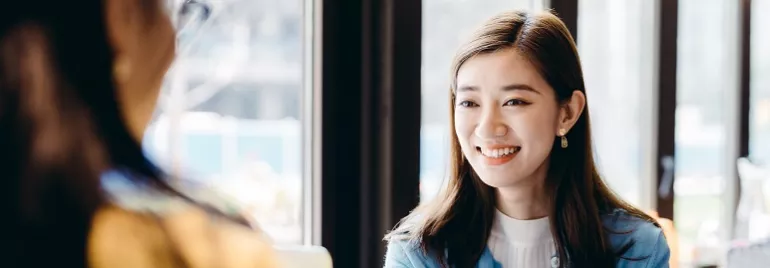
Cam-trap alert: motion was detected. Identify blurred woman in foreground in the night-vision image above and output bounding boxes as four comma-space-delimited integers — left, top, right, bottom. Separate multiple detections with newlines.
0, 0, 277, 267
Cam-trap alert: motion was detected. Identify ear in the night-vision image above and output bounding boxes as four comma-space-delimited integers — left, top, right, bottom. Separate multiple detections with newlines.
105, 0, 142, 89
556, 90, 586, 136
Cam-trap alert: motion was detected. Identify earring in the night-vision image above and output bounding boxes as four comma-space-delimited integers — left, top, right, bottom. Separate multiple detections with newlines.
559, 128, 568, 149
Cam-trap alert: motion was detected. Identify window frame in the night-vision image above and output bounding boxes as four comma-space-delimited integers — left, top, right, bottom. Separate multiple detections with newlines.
316, 0, 422, 267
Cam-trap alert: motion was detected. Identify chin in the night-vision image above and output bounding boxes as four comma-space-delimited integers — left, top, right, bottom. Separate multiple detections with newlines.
474, 170, 529, 189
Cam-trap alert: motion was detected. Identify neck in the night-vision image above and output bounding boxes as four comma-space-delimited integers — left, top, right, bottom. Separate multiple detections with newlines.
495, 173, 549, 220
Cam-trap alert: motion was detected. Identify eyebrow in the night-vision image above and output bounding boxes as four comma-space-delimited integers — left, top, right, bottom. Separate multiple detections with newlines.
457, 84, 541, 94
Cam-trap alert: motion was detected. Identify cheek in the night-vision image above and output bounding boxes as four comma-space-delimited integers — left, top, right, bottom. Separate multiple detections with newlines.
509, 108, 558, 149
453, 111, 477, 150
151, 16, 177, 71
137, 13, 176, 75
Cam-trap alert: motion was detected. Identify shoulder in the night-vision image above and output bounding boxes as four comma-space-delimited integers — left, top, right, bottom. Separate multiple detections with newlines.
384, 212, 440, 267
602, 209, 670, 266
385, 238, 444, 268
88, 206, 166, 267
162, 206, 280, 267
89, 205, 280, 268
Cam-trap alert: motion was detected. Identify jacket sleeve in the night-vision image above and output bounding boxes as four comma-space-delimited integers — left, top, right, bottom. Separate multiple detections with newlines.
384, 240, 414, 268
646, 229, 671, 268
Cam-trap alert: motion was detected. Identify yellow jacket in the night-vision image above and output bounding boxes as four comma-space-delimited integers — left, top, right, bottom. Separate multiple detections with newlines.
88, 206, 280, 268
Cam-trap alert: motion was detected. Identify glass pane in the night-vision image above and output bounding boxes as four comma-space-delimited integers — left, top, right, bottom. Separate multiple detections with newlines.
578, 0, 655, 208
752, 0, 770, 165
676, 0, 736, 265
420, 0, 543, 203
748, 0, 770, 242
145, 0, 305, 245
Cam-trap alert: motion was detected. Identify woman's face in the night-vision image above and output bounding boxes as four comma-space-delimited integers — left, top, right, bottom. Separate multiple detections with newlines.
106, 0, 176, 140
454, 49, 568, 189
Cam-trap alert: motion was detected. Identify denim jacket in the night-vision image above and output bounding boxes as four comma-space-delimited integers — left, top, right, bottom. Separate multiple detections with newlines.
384, 209, 670, 268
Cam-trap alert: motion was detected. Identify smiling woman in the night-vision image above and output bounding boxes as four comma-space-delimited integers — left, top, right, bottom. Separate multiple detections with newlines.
384, 10, 670, 268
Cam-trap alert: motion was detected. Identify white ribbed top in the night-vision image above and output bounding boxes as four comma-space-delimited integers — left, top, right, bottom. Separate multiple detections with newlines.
487, 209, 557, 267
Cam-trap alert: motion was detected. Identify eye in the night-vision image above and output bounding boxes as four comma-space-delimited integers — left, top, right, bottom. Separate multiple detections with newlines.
504, 99, 528, 106
457, 100, 478, 107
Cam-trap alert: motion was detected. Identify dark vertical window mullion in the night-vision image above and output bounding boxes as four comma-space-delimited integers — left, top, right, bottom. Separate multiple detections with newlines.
733, 0, 751, 238
384, 0, 422, 245
320, 0, 364, 267
739, 1, 751, 160
360, 0, 378, 266
320, 0, 421, 266
656, 0, 678, 220
550, 0, 579, 42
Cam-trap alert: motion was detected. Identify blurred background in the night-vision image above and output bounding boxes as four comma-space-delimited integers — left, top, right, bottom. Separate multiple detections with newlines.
135, 0, 768, 267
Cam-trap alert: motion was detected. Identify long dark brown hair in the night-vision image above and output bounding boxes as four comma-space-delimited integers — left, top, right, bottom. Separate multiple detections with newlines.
0, 1, 236, 267
386, 10, 658, 267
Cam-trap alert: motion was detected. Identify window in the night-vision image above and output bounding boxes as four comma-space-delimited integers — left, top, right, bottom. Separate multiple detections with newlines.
752, 0, 770, 165
578, 0, 656, 209
675, 0, 739, 265
420, 0, 546, 203
750, 0, 770, 240
145, 0, 307, 245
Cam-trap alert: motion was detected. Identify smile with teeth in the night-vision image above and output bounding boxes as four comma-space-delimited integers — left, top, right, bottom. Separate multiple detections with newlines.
477, 146, 521, 158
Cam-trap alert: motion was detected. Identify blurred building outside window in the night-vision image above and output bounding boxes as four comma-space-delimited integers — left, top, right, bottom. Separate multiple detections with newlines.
743, 0, 770, 251
143, 0, 306, 245
675, 0, 741, 265
578, 0, 656, 211
750, 1, 770, 166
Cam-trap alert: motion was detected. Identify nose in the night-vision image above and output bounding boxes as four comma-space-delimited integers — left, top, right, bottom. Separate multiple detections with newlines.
474, 106, 508, 139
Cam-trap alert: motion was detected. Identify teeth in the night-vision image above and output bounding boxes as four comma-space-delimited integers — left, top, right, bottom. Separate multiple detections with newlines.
481, 147, 518, 158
